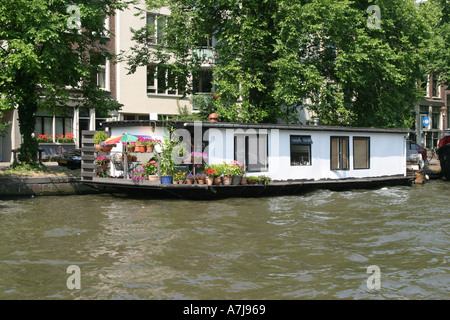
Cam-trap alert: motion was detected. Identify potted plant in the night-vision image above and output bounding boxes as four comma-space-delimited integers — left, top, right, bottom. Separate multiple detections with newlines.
246, 176, 260, 184
203, 166, 217, 185
94, 131, 108, 151
134, 137, 146, 153
99, 141, 113, 152
173, 170, 186, 184
145, 138, 161, 152
227, 160, 245, 185
158, 130, 180, 184
258, 175, 272, 185
204, 164, 224, 185
142, 158, 158, 181
195, 174, 206, 184
127, 142, 135, 152
130, 169, 148, 181
95, 155, 110, 175
185, 173, 195, 184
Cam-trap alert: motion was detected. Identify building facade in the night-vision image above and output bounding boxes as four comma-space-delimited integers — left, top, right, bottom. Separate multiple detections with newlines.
413, 73, 449, 149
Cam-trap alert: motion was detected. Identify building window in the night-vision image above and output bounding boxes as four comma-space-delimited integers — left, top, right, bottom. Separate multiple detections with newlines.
35, 113, 74, 142
147, 64, 185, 96
234, 133, 268, 172
331, 136, 349, 170
431, 75, 440, 98
290, 135, 312, 166
91, 53, 108, 90
353, 137, 370, 169
432, 106, 440, 129
193, 69, 213, 94
146, 13, 167, 45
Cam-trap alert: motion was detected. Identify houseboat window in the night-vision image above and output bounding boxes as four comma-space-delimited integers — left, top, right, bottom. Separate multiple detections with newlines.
290, 135, 312, 166
353, 137, 370, 169
331, 136, 349, 170
234, 134, 268, 172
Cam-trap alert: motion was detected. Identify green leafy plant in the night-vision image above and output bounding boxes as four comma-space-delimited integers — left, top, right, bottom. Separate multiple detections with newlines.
258, 175, 272, 185
94, 131, 108, 145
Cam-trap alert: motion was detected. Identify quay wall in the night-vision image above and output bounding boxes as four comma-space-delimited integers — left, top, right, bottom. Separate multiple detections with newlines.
0, 176, 102, 198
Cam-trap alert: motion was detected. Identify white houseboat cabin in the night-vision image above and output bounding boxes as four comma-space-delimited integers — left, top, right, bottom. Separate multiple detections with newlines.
81, 120, 412, 199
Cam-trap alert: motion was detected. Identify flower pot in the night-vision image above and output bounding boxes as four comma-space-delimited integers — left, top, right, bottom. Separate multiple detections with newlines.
101, 145, 113, 152
146, 145, 154, 152
97, 164, 108, 174
178, 180, 184, 184
206, 177, 214, 186
135, 145, 146, 153
186, 178, 194, 185
247, 179, 258, 185
127, 147, 135, 153
148, 175, 158, 181
213, 177, 222, 185
95, 144, 103, 152
240, 178, 247, 185
161, 176, 173, 184
232, 175, 242, 185
198, 179, 205, 185
222, 176, 232, 185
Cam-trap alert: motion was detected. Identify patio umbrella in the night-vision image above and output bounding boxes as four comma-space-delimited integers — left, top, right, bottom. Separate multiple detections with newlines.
104, 133, 147, 144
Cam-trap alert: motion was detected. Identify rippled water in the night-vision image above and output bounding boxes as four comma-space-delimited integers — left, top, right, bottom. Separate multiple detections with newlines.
0, 180, 449, 299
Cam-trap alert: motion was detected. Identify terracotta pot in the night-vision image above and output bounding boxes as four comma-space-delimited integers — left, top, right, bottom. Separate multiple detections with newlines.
101, 145, 113, 152
240, 178, 247, 185
97, 164, 108, 174
186, 178, 194, 185
127, 147, 135, 152
95, 144, 103, 152
178, 180, 184, 184
213, 177, 222, 185
247, 179, 258, 185
222, 176, 232, 185
135, 145, 146, 153
206, 177, 214, 186
146, 145, 154, 152
198, 179, 205, 185
148, 175, 158, 181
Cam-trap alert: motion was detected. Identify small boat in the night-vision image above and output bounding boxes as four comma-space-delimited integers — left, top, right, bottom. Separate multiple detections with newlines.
437, 135, 450, 180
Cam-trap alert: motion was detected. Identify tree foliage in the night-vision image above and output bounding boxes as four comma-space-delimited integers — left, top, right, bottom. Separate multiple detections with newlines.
126, 0, 440, 128
0, 0, 127, 164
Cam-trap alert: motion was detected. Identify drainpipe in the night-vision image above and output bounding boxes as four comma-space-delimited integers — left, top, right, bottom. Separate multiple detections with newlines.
442, 106, 447, 138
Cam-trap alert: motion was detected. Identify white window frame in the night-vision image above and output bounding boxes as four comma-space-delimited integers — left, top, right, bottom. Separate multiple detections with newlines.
147, 64, 184, 96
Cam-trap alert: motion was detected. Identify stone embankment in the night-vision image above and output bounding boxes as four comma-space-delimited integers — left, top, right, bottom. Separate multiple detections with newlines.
0, 162, 98, 198
423, 154, 442, 180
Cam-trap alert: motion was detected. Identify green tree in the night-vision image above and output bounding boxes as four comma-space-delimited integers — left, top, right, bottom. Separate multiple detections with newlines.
0, 0, 128, 164
125, 0, 438, 128
428, 0, 450, 86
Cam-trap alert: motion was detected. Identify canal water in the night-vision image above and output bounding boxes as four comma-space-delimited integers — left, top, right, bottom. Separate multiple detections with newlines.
0, 180, 448, 300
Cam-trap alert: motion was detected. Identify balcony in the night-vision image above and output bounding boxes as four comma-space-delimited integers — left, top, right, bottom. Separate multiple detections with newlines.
193, 47, 216, 66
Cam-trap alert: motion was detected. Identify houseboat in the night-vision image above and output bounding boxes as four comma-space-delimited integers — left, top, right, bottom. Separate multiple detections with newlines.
80, 120, 413, 199
437, 134, 450, 180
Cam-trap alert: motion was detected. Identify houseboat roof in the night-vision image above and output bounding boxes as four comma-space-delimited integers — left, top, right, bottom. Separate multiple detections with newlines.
102, 120, 412, 134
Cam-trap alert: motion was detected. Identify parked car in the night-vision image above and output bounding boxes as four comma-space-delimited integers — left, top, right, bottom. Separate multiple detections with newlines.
58, 149, 81, 170
407, 141, 427, 161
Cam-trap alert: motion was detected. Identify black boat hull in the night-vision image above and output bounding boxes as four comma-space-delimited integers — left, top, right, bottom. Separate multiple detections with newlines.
438, 143, 450, 180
